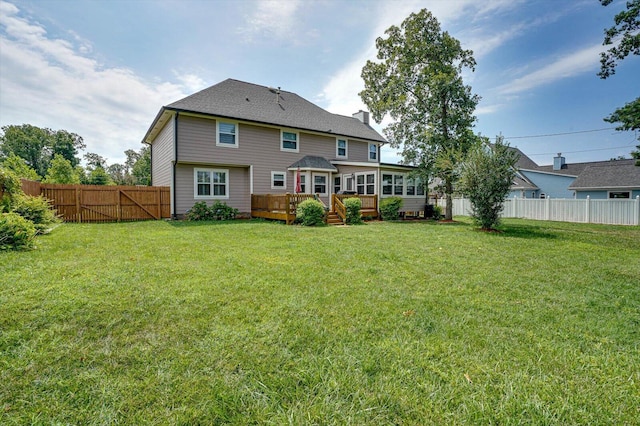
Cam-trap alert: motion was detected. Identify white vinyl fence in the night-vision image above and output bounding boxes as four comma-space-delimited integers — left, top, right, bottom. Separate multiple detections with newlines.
445, 196, 640, 226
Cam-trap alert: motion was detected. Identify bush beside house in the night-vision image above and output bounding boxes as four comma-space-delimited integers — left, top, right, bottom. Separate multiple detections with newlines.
1, 168, 59, 250
296, 199, 325, 226
380, 197, 403, 221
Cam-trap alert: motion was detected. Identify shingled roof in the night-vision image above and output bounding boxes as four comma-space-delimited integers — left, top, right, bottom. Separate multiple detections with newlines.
568, 160, 640, 189
164, 79, 386, 143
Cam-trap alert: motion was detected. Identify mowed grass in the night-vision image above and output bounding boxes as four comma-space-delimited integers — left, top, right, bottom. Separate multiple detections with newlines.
1, 218, 639, 424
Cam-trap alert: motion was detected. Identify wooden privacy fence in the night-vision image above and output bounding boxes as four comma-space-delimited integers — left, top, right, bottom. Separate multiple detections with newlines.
20, 180, 170, 223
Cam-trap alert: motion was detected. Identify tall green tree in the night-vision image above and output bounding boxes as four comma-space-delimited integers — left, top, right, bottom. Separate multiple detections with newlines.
131, 146, 151, 185
458, 137, 518, 231
0, 124, 85, 177
360, 8, 480, 220
1, 154, 40, 181
0, 125, 50, 177
599, 0, 639, 163
44, 154, 81, 184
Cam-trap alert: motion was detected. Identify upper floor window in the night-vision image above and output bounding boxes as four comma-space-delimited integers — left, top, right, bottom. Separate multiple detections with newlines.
217, 121, 237, 147
369, 143, 378, 161
281, 131, 299, 152
336, 139, 348, 158
195, 168, 228, 199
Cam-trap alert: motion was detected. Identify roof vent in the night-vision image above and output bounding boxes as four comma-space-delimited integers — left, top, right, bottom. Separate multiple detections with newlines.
268, 86, 281, 104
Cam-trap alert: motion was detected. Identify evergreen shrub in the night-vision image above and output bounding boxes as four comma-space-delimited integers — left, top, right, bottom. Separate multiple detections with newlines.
344, 197, 363, 225
380, 196, 403, 221
296, 199, 325, 226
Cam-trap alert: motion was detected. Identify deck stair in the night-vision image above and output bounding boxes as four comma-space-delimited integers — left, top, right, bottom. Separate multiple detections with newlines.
326, 211, 343, 225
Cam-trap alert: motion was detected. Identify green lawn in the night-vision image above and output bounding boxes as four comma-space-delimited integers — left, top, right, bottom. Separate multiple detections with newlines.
1, 219, 639, 424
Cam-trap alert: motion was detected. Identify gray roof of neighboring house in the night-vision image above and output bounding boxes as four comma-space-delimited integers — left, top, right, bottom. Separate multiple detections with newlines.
511, 174, 539, 190
289, 156, 338, 171
507, 146, 539, 170
165, 79, 386, 143
531, 159, 636, 177
568, 160, 640, 189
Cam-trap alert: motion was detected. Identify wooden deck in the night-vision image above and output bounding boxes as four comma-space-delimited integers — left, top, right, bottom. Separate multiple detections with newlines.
251, 193, 378, 224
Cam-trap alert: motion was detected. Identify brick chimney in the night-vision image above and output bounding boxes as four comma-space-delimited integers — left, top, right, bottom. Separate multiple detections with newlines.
352, 110, 370, 125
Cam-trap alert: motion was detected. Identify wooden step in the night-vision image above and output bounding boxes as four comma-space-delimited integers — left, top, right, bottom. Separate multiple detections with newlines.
326, 213, 343, 225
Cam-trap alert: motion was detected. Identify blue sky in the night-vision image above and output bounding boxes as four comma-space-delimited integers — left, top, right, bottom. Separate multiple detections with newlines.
1, 0, 638, 166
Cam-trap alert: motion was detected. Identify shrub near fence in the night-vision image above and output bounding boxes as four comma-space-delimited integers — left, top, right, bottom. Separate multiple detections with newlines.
20, 180, 171, 223
447, 196, 640, 226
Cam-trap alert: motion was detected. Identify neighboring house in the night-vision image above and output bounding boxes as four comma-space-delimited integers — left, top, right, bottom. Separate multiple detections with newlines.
142, 79, 426, 218
568, 159, 640, 199
507, 149, 640, 199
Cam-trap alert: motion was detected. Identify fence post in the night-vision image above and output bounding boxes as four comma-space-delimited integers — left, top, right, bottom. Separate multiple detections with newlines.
76, 186, 82, 223
586, 196, 590, 224
635, 195, 639, 226
545, 196, 550, 221
116, 188, 121, 222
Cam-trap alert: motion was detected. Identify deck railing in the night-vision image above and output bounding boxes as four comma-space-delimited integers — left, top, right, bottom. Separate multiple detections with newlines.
332, 195, 346, 222
252, 193, 380, 224
251, 193, 316, 224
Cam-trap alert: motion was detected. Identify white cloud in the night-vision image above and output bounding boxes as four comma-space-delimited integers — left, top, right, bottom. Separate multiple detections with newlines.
238, 0, 302, 43
498, 43, 604, 95
0, 1, 200, 164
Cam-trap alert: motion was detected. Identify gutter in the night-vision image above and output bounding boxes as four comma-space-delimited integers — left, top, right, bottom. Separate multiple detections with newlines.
172, 112, 179, 219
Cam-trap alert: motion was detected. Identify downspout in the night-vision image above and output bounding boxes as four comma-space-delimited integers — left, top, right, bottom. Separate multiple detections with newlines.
172, 112, 179, 219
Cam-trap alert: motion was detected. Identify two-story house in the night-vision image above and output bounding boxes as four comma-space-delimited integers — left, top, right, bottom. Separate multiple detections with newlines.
142, 79, 426, 219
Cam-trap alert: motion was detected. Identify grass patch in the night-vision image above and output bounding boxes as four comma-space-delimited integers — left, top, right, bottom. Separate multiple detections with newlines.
1, 218, 639, 424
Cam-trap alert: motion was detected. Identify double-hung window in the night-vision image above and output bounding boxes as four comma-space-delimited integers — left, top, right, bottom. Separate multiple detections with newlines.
356, 173, 376, 195
334, 176, 341, 193
281, 131, 299, 152
336, 139, 348, 158
299, 174, 307, 193
314, 175, 327, 194
382, 174, 393, 195
271, 172, 286, 190
406, 177, 416, 196
369, 143, 378, 161
393, 174, 403, 195
195, 168, 228, 199
217, 121, 237, 147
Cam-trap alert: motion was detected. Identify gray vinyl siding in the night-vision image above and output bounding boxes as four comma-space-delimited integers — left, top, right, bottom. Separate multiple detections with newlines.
151, 118, 174, 186
348, 139, 374, 162
175, 164, 250, 215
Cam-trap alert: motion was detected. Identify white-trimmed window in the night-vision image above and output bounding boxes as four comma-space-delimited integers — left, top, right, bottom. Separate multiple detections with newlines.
334, 176, 341, 193
393, 174, 404, 195
194, 168, 228, 199
336, 138, 348, 158
271, 171, 286, 190
369, 143, 378, 161
299, 174, 307, 193
382, 174, 393, 195
356, 173, 376, 195
217, 121, 238, 147
281, 131, 299, 152
314, 175, 327, 195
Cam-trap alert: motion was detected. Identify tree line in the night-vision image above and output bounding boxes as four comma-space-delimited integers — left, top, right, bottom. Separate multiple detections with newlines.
0, 124, 150, 186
